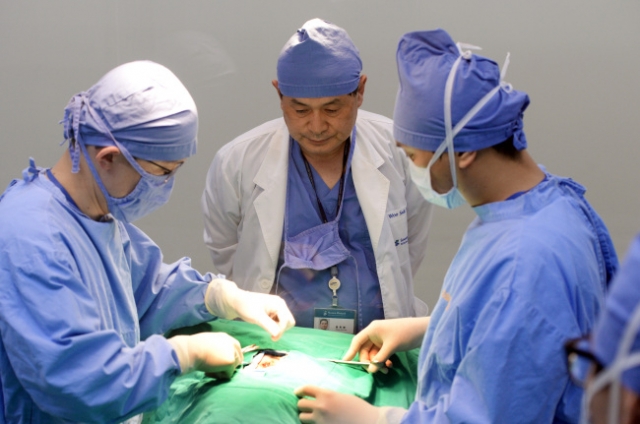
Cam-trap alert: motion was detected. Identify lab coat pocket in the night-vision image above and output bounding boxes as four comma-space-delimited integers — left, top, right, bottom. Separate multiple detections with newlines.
387, 206, 409, 261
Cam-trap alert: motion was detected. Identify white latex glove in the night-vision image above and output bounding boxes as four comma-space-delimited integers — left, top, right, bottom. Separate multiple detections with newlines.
343, 317, 430, 373
296, 385, 383, 424
205, 278, 295, 341
168, 332, 242, 378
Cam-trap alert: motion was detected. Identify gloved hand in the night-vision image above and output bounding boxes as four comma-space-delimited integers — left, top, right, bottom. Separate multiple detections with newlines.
205, 278, 295, 341
168, 332, 242, 377
342, 317, 430, 373
295, 385, 382, 424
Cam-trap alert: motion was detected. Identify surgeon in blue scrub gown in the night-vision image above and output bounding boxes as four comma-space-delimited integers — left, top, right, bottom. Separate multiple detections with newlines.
295, 29, 619, 424
0, 61, 294, 423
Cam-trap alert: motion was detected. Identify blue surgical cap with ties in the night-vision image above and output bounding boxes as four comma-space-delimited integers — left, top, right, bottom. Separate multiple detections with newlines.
61, 60, 198, 173
393, 29, 530, 153
276, 18, 362, 98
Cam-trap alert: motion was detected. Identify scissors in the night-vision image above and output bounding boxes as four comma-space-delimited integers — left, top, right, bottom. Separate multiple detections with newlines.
241, 344, 260, 354
318, 358, 389, 373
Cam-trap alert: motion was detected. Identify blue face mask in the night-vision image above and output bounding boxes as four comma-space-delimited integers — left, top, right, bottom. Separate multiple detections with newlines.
106, 164, 175, 223
79, 140, 175, 223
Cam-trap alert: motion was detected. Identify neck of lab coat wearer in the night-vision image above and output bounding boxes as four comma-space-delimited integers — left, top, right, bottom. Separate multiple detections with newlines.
300, 140, 348, 190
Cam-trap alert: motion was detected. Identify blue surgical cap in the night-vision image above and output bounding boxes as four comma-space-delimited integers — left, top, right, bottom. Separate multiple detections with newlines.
393, 29, 530, 152
61, 60, 198, 171
277, 18, 362, 98
591, 234, 640, 394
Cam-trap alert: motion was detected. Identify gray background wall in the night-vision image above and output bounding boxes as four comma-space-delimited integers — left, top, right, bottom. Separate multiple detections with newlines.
1, 1, 638, 311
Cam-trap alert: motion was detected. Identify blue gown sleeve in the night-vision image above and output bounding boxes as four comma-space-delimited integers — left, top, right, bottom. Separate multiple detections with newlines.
124, 223, 215, 339
403, 288, 585, 423
0, 228, 185, 422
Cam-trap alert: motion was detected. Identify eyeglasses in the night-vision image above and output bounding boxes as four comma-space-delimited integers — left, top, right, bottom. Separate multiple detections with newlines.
564, 336, 604, 387
144, 159, 184, 176
135, 158, 184, 182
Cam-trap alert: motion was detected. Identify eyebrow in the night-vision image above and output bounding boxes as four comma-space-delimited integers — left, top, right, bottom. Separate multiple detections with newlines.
290, 98, 342, 108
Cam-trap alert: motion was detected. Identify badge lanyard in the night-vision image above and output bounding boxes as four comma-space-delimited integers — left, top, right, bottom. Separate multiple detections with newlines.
301, 139, 349, 225
301, 139, 350, 308
301, 137, 358, 334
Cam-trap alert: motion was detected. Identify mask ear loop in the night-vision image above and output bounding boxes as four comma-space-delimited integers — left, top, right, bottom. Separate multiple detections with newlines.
63, 94, 169, 186
582, 302, 640, 424
451, 52, 512, 136
436, 46, 512, 178
442, 55, 463, 188
80, 103, 155, 180
435, 41, 481, 174
608, 302, 640, 423
60, 94, 117, 212
59, 93, 166, 220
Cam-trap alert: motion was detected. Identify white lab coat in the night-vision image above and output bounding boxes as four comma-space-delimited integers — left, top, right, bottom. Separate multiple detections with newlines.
202, 110, 433, 318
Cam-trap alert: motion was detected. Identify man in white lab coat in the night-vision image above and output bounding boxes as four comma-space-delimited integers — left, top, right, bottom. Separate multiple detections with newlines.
202, 18, 432, 333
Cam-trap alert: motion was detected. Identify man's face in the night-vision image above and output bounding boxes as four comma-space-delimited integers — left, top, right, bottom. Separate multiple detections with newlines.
397, 142, 455, 194
119, 157, 185, 197
320, 320, 328, 330
93, 145, 185, 198
102, 155, 185, 198
274, 77, 365, 160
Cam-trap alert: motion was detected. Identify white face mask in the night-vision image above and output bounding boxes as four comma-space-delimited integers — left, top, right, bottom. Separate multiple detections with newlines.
408, 44, 512, 210
408, 154, 466, 209
582, 303, 640, 424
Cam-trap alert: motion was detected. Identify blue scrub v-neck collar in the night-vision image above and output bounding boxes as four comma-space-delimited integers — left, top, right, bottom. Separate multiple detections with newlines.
289, 137, 355, 221
472, 173, 551, 222
46, 168, 80, 210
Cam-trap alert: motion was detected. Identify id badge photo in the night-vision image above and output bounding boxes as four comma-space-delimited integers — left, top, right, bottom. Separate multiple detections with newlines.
313, 266, 356, 334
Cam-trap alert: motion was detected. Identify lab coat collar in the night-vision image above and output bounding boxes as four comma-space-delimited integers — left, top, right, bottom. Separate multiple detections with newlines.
252, 119, 390, 268
253, 125, 289, 269
350, 122, 389, 251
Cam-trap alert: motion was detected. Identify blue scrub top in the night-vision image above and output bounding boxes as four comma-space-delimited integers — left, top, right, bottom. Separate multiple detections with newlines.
275, 139, 383, 331
403, 172, 618, 423
0, 161, 214, 422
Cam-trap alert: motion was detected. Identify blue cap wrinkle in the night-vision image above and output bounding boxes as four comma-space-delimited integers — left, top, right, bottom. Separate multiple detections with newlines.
61, 60, 198, 162
277, 18, 362, 98
393, 29, 529, 152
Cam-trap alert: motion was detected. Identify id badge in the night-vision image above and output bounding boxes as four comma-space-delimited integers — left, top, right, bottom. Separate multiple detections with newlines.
314, 308, 357, 334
